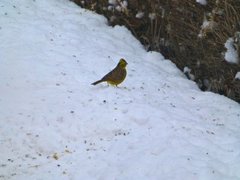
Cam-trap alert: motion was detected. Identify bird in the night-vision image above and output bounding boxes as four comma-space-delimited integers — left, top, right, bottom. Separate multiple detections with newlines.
91, 58, 128, 86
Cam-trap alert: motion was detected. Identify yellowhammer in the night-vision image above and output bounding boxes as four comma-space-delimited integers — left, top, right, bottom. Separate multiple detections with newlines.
91, 58, 128, 86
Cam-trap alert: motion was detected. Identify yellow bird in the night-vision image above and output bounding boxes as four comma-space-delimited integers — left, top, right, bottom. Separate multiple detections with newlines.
91, 58, 128, 86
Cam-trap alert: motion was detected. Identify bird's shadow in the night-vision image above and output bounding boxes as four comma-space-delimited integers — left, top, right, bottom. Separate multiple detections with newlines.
90, 84, 128, 90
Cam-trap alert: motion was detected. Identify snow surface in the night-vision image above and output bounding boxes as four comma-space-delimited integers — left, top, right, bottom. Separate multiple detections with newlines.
135, 11, 144, 19
196, 0, 207, 5
183, 67, 195, 81
0, 0, 240, 180
224, 38, 239, 64
235, 72, 240, 80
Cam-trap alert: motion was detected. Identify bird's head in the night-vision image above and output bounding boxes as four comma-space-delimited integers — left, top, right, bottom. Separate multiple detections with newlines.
118, 58, 128, 68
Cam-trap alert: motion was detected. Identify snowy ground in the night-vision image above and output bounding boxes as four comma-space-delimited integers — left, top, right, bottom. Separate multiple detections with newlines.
0, 0, 240, 180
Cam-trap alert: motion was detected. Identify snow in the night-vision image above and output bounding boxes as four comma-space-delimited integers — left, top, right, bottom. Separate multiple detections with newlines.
148, 13, 156, 20
108, 0, 117, 5
196, 0, 207, 5
183, 67, 195, 80
198, 18, 216, 38
120, 1, 128, 9
108, 0, 127, 13
235, 72, 240, 80
0, 0, 240, 180
136, 11, 144, 19
224, 38, 239, 64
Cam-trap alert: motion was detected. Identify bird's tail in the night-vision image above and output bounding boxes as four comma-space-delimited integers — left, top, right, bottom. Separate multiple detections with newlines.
91, 79, 103, 85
